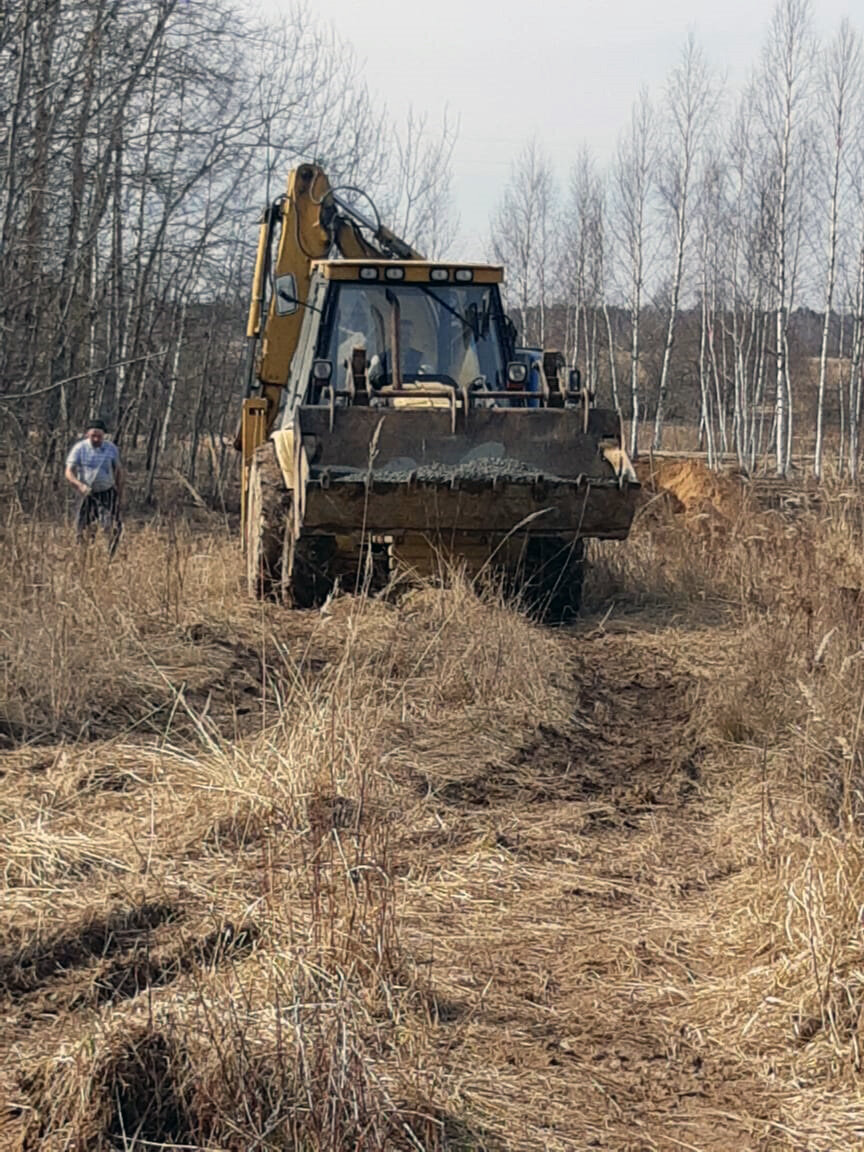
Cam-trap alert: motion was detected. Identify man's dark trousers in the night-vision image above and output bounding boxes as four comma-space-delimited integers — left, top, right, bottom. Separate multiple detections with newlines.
77, 489, 122, 557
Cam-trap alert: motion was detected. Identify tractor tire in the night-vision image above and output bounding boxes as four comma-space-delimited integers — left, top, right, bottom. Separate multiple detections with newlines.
247, 444, 385, 609
518, 536, 585, 623
246, 443, 287, 600
282, 534, 390, 608
282, 533, 338, 609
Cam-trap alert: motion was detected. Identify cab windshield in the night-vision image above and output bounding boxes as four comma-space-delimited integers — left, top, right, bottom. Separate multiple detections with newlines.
320, 282, 508, 393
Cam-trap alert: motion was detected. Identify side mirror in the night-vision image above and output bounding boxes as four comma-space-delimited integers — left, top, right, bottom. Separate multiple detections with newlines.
274, 273, 299, 316
568, 368, 582, 392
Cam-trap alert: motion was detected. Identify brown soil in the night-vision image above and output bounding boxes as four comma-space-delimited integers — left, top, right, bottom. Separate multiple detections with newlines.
396, 619, 778, 1151
636, 457, 746, 530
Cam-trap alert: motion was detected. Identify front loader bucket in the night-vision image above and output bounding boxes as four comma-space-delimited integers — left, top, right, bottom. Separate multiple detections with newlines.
295, 406, 638, 541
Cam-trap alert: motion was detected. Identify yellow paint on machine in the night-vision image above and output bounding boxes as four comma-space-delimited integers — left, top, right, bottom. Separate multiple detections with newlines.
258, 167, 332, 387
390, 533, 493, 577
239, 397, 268, 549
271, 421, 309, 542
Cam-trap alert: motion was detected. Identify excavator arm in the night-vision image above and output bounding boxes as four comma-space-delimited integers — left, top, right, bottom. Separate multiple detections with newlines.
242, 164, 421, 438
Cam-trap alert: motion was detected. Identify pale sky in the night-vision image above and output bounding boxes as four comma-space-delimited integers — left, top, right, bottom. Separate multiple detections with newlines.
273, 0, 858, 255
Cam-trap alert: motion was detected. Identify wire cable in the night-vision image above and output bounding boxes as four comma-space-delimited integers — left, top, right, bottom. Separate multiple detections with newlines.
328, 183, 383, 237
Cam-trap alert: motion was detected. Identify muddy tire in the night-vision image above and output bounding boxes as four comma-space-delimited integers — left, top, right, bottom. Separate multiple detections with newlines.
282, 534, 390, 608
246, 443, 287, 600
282, 534, 338, 609
517, 536, 585, 623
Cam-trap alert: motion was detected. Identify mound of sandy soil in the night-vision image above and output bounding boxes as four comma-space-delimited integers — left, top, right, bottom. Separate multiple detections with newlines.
636, 458, 745, 533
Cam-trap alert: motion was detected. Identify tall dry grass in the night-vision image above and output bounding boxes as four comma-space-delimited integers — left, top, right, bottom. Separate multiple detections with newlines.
1, 510, 237, 740
0, 510, 570, 1149
588, 472, 864, 1139
4, 476, 864, 1148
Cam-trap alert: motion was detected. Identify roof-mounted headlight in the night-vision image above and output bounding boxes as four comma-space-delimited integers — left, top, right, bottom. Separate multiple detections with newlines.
359, 266, 379, 281
429, 267, 449, 282
454, 268, 474, 282
384, 266, 405, 281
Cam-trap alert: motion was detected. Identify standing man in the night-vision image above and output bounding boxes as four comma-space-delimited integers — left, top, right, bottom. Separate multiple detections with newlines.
65, 419, 123, 555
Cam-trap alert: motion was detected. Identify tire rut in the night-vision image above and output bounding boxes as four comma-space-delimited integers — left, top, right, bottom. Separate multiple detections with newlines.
433, 633, 702, 821
416, 621, 776, 1150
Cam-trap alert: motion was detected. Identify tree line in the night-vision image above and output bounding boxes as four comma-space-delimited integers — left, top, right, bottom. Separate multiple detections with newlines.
0, 0, 455, 507
1, 0, 862, 508
491, 2, 864, 477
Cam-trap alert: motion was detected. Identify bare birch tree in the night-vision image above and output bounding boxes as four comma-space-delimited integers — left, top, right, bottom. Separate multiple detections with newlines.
612, 89, 656, 457
814, 20, 862, 477
695, 151, 731, 468
847, 92, 864, 479
388, 108, 459, 258
755, 0, 815, 474
490, 140, 557, 346
652, 35, 717, 450
560, 148, 609, 398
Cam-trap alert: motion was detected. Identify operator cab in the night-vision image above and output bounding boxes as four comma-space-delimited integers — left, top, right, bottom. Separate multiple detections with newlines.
299, 262, 524, 407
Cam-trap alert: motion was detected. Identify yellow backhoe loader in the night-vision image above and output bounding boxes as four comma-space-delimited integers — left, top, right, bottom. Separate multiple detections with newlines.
239, 163, 638, 619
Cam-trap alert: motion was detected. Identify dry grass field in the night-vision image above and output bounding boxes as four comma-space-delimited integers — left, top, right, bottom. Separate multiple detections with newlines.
2, 465, 864, 1151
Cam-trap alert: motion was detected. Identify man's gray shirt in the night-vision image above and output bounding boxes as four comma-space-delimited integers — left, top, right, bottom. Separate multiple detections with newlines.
66, 439, 120, 493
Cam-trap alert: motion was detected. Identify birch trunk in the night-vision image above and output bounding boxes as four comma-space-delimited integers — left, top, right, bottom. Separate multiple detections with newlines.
699, 270, 716, 467
603, 302, 622, 419
816, 22, 861, 478
850, 235, 864, 479
758, 0, 814, 475
612, 91, 654, 459
652, 37, 713, 451
629, 300, 641, 458
159, 303, 187, 453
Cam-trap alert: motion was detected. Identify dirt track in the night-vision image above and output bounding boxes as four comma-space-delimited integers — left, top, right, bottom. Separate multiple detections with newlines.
391, 607, 781, 1151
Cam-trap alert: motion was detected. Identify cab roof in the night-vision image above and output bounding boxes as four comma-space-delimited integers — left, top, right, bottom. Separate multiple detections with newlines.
313, 260, 504, 285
